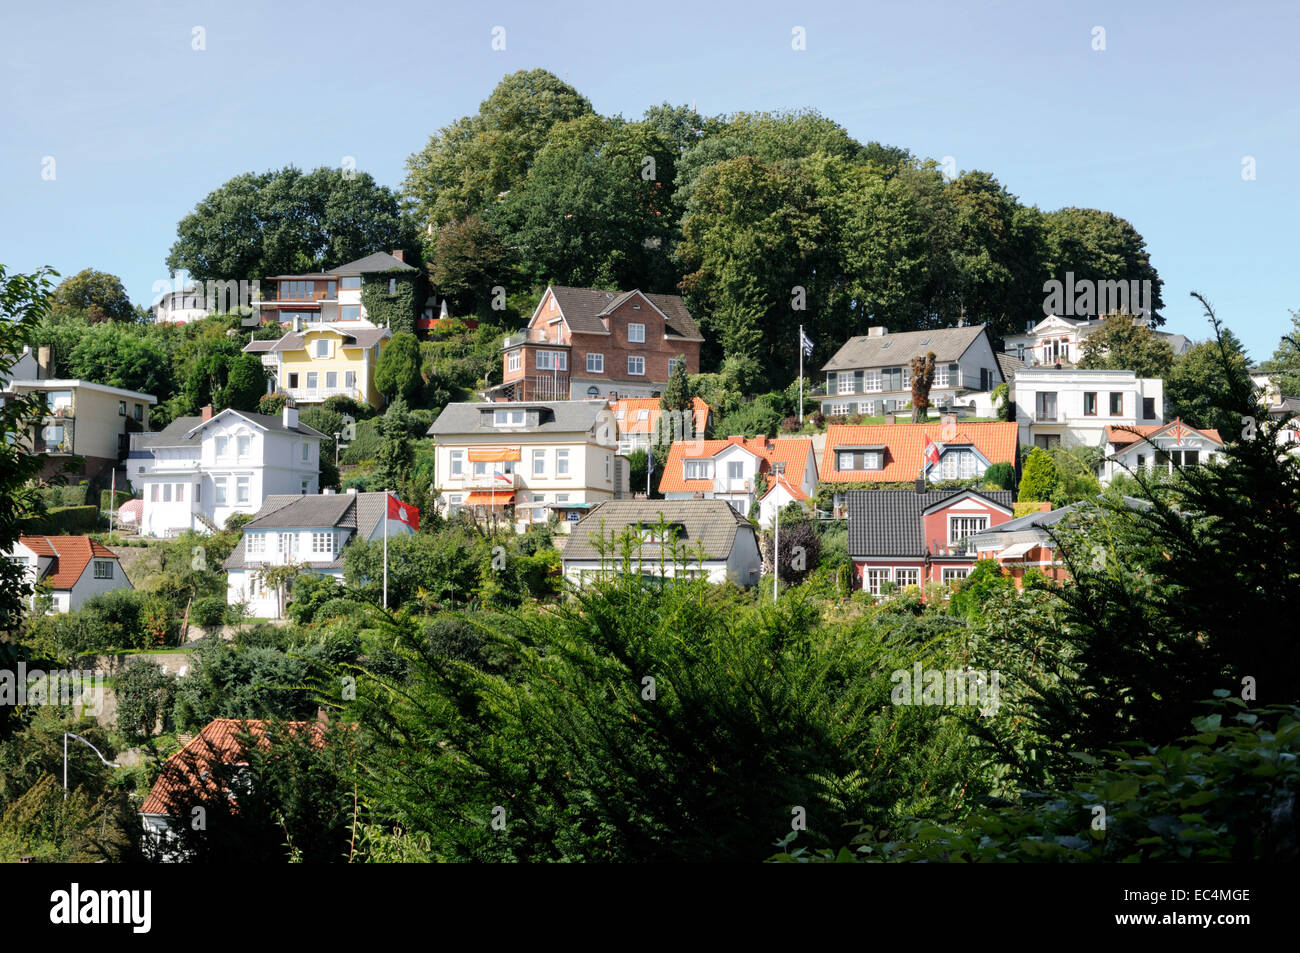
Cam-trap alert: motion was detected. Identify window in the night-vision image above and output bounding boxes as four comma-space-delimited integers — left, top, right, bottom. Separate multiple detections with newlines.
605, 455, 611, 480
279, 280, 315, 300
340, 305, 361, 321
447, 495, 463, 514
195, 482, 201, 502
537, 350, 567, 371
307, 372, 319, 390
837, 450, 882, 471
1142, 397, 1156, 420
1109, 392, 1123, 416
237, 435, 250, 458
684, 459, 712, 480
450, 450, 464, 477
345, 371, 356, 390
176, 484, 185, 503
150, 483, 159, 502
247, 533, 265, 555
865, 568, 891, 595
881, 367, 903, 392
830, 403, 851, 416
628, 356, 645, 376
301, 480, 310, 494
1034, 434, 1061, 449
1136, 453, 1146, 470
134, 404, 144, 421
587, 352, 604, 373
587, 386, 600, 398
315, 340, 330, 358
838, 374, 856, 395
667, 358, 683, 377
1172, 450, 1200, 468
473, 461, 487, 479
326, 371, 338, 389
556, 449, 570, 476
236, 477, 250, 504
940, 449, 979, 480
215, 436, 229, 458
493, 409, 525, 427
388, 278, 397, 295
118, 401, 126, 416
214, 478, 227, 505
894, 568, 919, 589
533, 449, 546, 476
340, 276, 362, 291
933, 365, 949, 388
93, 560, 114, 580
628, 323, 646, 343
279, 533, 298, 557
636, 409, 650, 422
1083, 392, 1097, 416
727, 461, 744, 481
942, 568, 970, 584
507, 351, 521, 372
1016, 344, 1025, 361
287, 373, 299, 389
949, 516, 989, 544
163, 483, 172, 503
301, 442, 309, 462
1035, 392, 1058, 421
311, 532, 335, 556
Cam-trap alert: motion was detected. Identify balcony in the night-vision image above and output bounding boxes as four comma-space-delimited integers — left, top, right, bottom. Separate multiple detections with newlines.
458, 472, 520, 490
33, 419, 74, 454
284, 385, 362, 403
518, 375, 571, 401
503, 332, 527, 349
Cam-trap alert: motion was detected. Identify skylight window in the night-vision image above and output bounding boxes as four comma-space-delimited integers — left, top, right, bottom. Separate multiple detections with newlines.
881, 341, 892, 349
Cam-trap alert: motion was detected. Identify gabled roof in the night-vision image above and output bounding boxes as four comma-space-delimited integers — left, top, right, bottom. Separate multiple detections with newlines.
244, 325, 390, 355
846, 489, 1015, 557
820, 325, 989, 372
134, 411, 325, 449
563, 499, 755, 562
539, 287, 704, 341
611, 397, 710, 437
17, 535, 120, 590
761, 474, 809, 502
140, 718, 323, 817
427, 400, 609, 437
995, 352, 1025, 380
223, 491, 399, 570
658, 436, 814, 494
1104, 418, 1223, 450
820, 421, 1019, 483
328, 252, 417, 276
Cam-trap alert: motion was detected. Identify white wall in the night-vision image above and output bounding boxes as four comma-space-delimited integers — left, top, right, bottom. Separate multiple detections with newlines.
68, 557, 131, 611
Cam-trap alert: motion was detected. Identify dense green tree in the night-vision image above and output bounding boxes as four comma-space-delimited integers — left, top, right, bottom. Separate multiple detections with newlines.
219, 353, 268, 411
372, 396, 414, 491
66, 323, 173, 399
1017, 447, 1059, 502
374, 332, 423, 404
1259, 309, 1300, 399
115, 659, 175, 744
1165, 328, 1251, 436
1078, 312, 1175, 377
1039, 207, 1165, 324
50, 268, 135, 323
660, 355, 693, 412
428, 215, 510, 315
167, 166, 412, 282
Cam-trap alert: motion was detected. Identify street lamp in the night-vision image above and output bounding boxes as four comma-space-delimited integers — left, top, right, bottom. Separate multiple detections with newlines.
63, 732, 120, 800
334, 432, 342, 467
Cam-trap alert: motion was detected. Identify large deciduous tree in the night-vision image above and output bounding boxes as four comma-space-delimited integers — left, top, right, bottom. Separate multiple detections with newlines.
1079, 311, 1176, 378
50, 269, 135, 323
909, 351, 936, 422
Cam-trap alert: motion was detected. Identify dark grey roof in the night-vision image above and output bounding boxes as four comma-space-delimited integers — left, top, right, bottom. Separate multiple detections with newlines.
846, 489, 1015, 557
245, 325, 390, 354
244, 339, 277, 353
222, 491, 395, 570
972, 496, 1150, 538
137, 411, 324, 448
545, 287, 704, 341
427, 400, 607, 436
329, 252, 417, 275
995, 352, 1025, 379
821, 325, 989, 373
562, 499, 755, 562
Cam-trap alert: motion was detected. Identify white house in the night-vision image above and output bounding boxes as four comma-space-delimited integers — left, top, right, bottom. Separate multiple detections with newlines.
1099, 419, 1226, 484
1003, 314, 1190, 369
151, 287, 211, 325
223, 489, 415, 618
1010, 368, 1164, 451
427, 400, 629, 533
129, 405, 324, 537
561, 499, 762, 587
6, 536, 130, 613
658, 435, 817, 522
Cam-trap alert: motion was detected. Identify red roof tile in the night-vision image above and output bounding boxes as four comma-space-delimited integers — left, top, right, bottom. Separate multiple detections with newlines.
17, 535, 119, 590
819, 421, 1019, 483
1104, 418, 1223, 448
612, 397, 710, 437
658, 436, 814, 494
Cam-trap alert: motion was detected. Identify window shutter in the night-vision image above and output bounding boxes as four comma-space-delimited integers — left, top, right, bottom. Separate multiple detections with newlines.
854, 370, 863, 391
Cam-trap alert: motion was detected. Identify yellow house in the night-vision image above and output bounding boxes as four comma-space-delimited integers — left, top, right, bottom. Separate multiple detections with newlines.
245, 323, 390, 407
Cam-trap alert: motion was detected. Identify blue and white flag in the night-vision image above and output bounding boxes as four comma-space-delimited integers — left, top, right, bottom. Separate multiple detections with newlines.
800, 328, 815, 357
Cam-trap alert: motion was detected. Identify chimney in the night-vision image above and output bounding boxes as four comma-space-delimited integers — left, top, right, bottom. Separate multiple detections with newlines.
391, 249, 405, 263
283, 401, 298, 430
36, 346, 51, 380
885, 413, 896, 425
915, 475, 926, 494
1026, 320, 1034, 333
323, 488, 335, 495
292, 314, 301, 332
346, 487, 358, 495
201, 404, 214, 421
728, 435, 744, 445
867, 326, 886, 338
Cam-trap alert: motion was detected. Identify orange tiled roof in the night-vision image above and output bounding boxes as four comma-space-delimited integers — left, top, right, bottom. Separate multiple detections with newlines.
658, 435, 814, 494
819, 421, 1019, 483
612, 397, 710, 437
761, 474, 809, 501
140, 718, 323, 816
1104, 418, 1223, 448
17, 535, 118, 590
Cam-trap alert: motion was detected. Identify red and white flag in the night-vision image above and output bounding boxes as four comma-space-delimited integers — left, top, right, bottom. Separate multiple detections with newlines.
923, 435, 941, 466
386, 493, 419, 531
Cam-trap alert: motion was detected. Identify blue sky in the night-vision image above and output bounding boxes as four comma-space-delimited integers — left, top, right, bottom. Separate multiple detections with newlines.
2, 0, 1296, 361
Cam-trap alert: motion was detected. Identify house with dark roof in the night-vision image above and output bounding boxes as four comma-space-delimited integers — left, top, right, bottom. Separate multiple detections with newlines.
1099, 418, 1225, 485
244, 322, 391, 407
561, 499, 762, 587
128, 404, 325, 537
427, 400, 628, 532
494, 286, 705, 402
223, 489, 414, 618
819, 324, 1003, 418
658, 435, 817, 524
846, 488, 1016, 595
5, 535, 129, 613
820, 421, 1019, 516
251, 250, 417, 328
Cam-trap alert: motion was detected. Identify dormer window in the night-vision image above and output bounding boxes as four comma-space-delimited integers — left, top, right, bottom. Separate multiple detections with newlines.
684, 459, 713, 480
493, 409, 525, 427
637, 410, 649, 422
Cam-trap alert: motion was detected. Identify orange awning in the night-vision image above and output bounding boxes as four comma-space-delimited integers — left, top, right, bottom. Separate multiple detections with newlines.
467, 447, 521, 462
464, 491, 515, 506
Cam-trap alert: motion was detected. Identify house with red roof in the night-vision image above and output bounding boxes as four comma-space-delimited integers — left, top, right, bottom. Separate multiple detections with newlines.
1099, 418, 1225, 484
659, 435, 816, 524
820, 421, 1019, 516
5, 535, 130, 613
610, 397, 711, 454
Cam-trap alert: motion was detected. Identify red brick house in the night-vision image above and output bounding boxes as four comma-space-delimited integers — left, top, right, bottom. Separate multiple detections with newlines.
493, 286, 704, 402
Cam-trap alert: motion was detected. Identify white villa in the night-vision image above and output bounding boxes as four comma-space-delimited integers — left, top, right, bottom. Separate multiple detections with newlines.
1010, 368, 1164, 451
1003, 314, 1190, 369
1099, 419, 1226, 484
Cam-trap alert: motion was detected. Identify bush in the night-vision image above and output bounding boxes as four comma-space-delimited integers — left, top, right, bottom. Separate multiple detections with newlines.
322, 395, 376, 420
983, 462, 1016, 492
257, 392, 289, 416
1017, 448, 1059, 503
34, 505, 100, 534
286, 573, 343, 624
190, 595, 229, 630
115, 658, 175, 743
99, 489, 131, 512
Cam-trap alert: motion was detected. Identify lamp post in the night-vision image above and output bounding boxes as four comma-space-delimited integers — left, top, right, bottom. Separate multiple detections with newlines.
334, 432, 342, 468
63, 732, 120, 800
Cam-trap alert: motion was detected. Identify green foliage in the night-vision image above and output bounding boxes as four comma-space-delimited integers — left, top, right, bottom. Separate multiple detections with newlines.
713, 393, 785, 438
287, 573, 343, 624
31, 505, 100, 534
1017, 447, 1059, 502
661, 356, 693, 412
220, 353, 268, 411
1078, 312, 1175, 378
1259, 308, 1300, 399
373, 331, 423, 403
172, 640, 320, 730
1048, 445, 1102, 505
360, 271, 422, 335
50, 268, 135, 323
948, 559, 1015, 620
115, 658, 175, 744
257, 391, 289, 416
429, 215, 509, 316
982, 461, 1016, 491
372, 396, 415, 490
190, 595, 229, 630
67, 322, 173, 398
1165, 329, 1253, 436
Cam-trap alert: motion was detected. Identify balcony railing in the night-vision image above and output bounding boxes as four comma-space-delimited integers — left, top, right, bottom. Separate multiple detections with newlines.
454, 473, 520, 490
284, 385, 361, 403
1034, 410, 1060, 423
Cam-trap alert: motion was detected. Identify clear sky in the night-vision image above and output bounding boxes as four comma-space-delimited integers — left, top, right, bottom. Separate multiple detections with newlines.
2, 0, 1296, 361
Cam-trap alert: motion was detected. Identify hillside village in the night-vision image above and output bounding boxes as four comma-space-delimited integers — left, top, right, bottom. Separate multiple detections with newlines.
2, 68, 1299, 866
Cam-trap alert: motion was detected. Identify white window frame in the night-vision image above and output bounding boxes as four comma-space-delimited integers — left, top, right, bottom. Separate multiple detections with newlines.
838, 374, 856, 395
537, 350, 567, 371
942, 568, 970, 584
450, 449, 464, 477
628, 356, 645, 376
493, 409, 526, 427
894, 568, 919, 589
864, 568, 891, 595
236, 476, 251, 504
948, 516, 989, 545
684, 459, 712, 481
315, 339, 330, 359
214, 478, 227, 505
533, 449, 546, 476
508, 350, 522, 372
311, 532, 335, 556
556, 449, 570, 476
215, 436, 229, 459
237, 435, 251, 459
586, 352, 604, 373
628, 323, 646, 343
247, 533, 265, 555
93, 560, 114, 580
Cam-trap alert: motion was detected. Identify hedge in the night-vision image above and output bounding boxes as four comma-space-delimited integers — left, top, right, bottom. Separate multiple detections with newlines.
100, 489, 132, 511
35, 505, 102, 534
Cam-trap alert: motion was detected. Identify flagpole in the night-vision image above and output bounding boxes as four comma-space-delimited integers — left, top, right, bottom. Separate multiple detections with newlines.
798, 325, 804, 425
773, 504, 780, 602
383, 489, 389, 610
